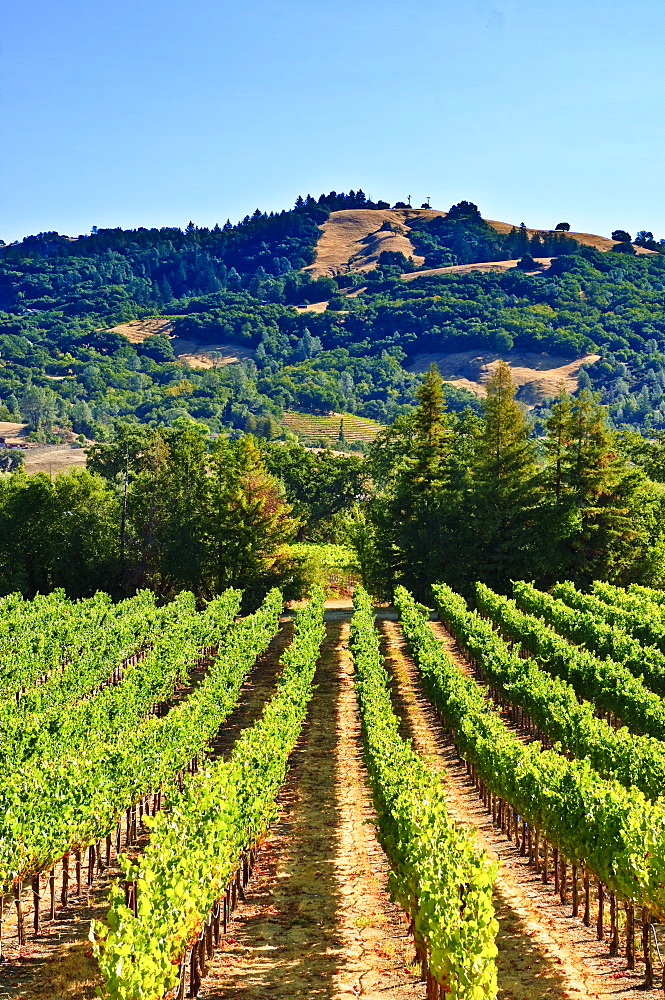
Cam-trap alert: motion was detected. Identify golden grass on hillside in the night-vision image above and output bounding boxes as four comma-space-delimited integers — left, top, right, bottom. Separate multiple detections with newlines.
407, 350, 600, 404
281, 410, 383, 443
303, 208, 656, 281
402, 258, 554, 281
303, 209, 425, 278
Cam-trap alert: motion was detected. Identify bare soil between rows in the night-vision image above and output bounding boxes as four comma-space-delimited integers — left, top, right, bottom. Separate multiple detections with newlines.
199, 612, 422, 1000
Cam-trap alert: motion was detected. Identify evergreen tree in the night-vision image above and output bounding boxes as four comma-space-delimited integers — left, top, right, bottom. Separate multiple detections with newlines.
473, 362, 540, 589
544, 390, 649, 582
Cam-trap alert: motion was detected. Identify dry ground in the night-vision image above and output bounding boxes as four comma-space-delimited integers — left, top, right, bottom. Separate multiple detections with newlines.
401, 257, 554, 281
110, 319, 255, 369
303, 209, 426, 277
406, 350, 600, 403
169, 338, 255, 369
304, 207, 654, 280
199, 611, 421, 1000
23, 446, 88, 476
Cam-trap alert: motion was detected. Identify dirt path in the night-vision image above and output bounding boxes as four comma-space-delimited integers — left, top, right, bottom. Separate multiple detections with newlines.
379, 617, 662, 1000
199, 611, 422, 1000
0, 617, 295, 1000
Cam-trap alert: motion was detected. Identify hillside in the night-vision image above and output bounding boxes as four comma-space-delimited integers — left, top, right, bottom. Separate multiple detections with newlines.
407, 350, 600, 403
280, 410, 383, 446
305, 207, 654, 278
1, 189, 665, 444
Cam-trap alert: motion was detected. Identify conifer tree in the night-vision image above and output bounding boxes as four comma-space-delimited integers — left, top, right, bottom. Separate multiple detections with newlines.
473, 361, 539, 589
411, 363, 453, 487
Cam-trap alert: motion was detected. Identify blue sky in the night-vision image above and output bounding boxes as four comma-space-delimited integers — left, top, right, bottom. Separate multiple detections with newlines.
2, 0, 664, 244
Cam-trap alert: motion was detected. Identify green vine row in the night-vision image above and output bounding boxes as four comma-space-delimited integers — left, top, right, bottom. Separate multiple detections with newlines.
395, 585, 665, 918
350, 586, 498, 1000
0, 587, 282, 890
436, 582, 665, 802
552, 580, 665, 659
92, 587, 326, 1000
506, 581, 665, 738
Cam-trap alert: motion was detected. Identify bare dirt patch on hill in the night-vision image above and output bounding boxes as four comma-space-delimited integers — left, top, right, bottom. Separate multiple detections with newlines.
303, 209, 426, 277
110, 320, 254, 369
407, 350, 600, 404
170, 339, 255, 369
402, 258, 554, 281
303, 208, 654, 280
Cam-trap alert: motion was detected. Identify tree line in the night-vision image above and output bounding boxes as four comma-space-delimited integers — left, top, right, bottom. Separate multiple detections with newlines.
1, 367, 664, 606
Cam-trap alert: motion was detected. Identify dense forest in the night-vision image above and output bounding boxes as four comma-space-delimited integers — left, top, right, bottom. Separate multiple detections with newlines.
1, 192, 665, 444
1, 365, 664, 603
2, 191, 665, 603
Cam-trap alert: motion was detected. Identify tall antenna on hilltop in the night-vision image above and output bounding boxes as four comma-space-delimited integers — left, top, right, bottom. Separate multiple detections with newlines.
407, 194, 412, 207
426, 196, 431, 207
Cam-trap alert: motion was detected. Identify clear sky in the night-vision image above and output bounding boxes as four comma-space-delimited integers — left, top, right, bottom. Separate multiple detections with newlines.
2, 0, 664, 244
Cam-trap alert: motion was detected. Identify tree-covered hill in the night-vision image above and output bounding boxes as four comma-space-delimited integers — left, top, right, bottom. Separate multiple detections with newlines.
1, 192, 665, 443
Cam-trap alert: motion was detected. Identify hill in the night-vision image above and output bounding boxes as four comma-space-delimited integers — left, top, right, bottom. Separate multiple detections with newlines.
280, 410, 383, 446
1, 189, 665, 445
304, 207, 655, 278
406, 349, 600, 403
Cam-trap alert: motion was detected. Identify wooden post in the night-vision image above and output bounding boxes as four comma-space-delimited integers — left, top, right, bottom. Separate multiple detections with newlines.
106, 835, 112, 867
534, 830, 540, 873
32, 874, 40, 934
559, 855, 567, 904
583, 870, 590, 926
198, 930, 206, 977
88, 845, 95, 886
571, 864, 578, 916
625, 902, 634, 970
175, 953, 186, 1000
49, 866, 56, 919
15, 882, 25, 946
61, 853, 69, 908
542, 840, 549, 883
125, 807, 132, 847
597, 882, 604, 940
609, 892, 618, 956
116, 821, 122, 854
520, 821, 527, 857
190, 942, 198, 997
553, 848, 559, 894
643, 907, 653, 988
75, 850, 82, 895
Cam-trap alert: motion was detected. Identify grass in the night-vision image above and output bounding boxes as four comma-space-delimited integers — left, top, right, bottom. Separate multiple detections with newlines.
287, 542, 360, 595
281, 411, 384, 444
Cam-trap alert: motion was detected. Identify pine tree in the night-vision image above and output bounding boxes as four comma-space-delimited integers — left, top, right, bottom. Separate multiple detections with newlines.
544, 391, 574, 501
412, 363, 453, 487
473, 362, 539, 588
544, 389, 644, 582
